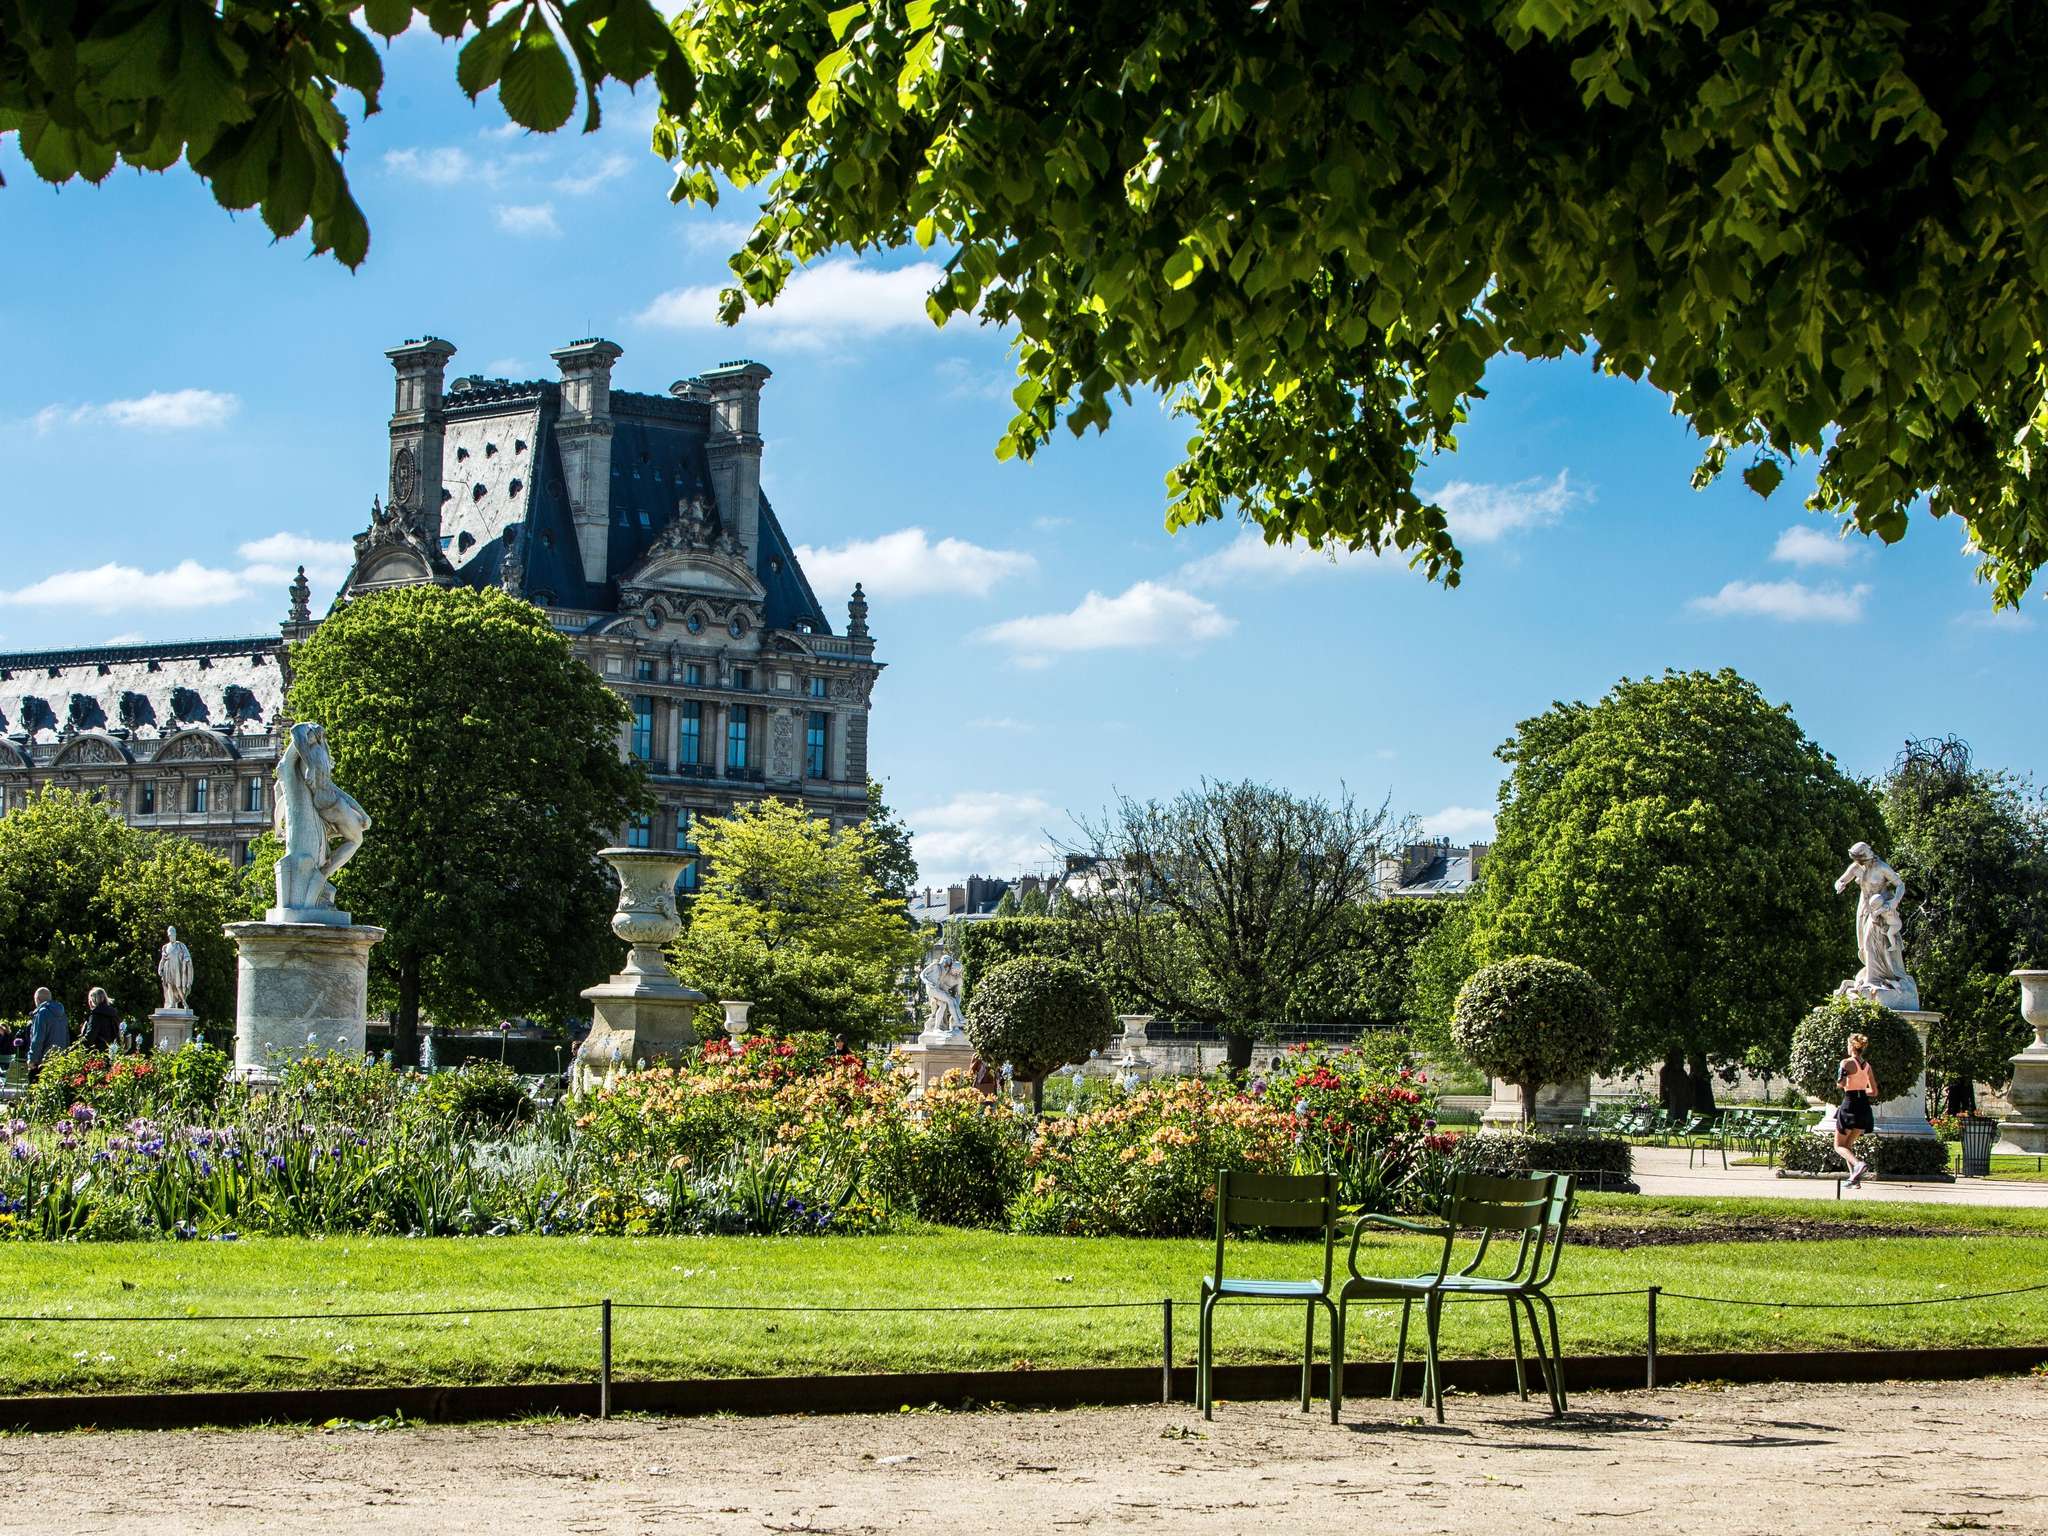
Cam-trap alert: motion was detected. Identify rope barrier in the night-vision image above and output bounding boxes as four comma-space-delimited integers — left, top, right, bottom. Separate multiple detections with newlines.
612, 1299, 1161, 1314
1654, 1279, 2048, 1310
0, 1302, 602, 1324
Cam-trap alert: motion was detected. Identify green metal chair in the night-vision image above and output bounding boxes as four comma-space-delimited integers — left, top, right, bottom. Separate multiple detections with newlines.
1436, 1173, 1577, 1413
1334, 1171, 1561, 1423
1680, 1111, 1728, 1168
1197, 1170, 1341, 1422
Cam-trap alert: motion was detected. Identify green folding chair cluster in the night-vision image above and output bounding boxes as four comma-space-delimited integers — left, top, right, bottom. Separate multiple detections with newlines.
1194, 1169, 1576, 1426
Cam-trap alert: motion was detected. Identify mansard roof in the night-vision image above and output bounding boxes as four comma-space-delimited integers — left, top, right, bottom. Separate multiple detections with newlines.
431, 378, 832, 634
0, 637, 282, 746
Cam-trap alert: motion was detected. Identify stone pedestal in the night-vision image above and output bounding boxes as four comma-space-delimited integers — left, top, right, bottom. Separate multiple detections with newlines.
1481, 1076, 1591, 1129
225, 920, 385, 1078
1874, 1009, 1941, 1141
904, 1030, 977, 1092
150, 1008, 196, 1053
575, 848, 704, 1083
1999, 972, 2048, 1155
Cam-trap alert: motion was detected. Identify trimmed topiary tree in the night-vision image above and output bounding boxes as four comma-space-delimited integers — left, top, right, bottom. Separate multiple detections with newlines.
1451, 956, 1615, 1125
965, 956, 1116, 1113
1788, 994, 1925, 1106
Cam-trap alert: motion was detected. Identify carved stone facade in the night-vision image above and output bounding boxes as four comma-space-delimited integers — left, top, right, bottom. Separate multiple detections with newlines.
0, 337, 884, 880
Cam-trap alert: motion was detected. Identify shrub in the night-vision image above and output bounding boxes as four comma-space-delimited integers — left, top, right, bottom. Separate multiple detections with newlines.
965, 957, 1116, 1100
22, 1042, 232, 1124
1012, 1078, 1298, 1236
1788, 994, 1925, 1104
273, 1052, 407, 1127
421, 1060, 533, 1133
956, 917, 1093, 1009
1284, 898, 1456, 1026
1451, 1130, 1635, 1192
670, 928, 906, 1049
1262, 1042, 1446, 1207
1450, 956, 1614, 1122
873, 1078, 1029, 1227
1781, 1131, 1951, 1178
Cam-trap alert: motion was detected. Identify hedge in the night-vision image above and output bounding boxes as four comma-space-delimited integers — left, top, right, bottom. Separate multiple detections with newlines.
1452, 1130, 1636, 1192
1780, 1131, 1952, 1179
1283, 898, 1456, 1027
956, 917, 1093, 1010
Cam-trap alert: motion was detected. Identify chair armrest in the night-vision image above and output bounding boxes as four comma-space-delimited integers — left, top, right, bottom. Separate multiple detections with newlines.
1340, 1212, 1451, 1238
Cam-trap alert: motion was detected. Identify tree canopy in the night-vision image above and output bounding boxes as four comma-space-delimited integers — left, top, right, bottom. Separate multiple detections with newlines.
1471, 668, 1878, 1110
286, 584, 644, 1063
0, 787, 243, 1031
1451, 955, 1614, 1123
12, 4, 2048, 599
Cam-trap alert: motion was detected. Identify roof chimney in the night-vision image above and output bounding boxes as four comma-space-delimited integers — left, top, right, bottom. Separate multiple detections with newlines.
384, 337, 456, 542
701, 359, 771, 570
551, 338, 624, 586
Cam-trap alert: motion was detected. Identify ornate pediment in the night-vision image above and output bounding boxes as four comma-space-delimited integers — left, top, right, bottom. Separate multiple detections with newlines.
0, 740, 26, 770
52, 733, 129, 769
154, 729, 236, 763
348, 495, 454, 592
617, 492, 765, 605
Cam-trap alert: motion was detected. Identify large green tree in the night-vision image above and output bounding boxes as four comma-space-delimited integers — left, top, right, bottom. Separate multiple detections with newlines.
286, 584, 644, 1064
1880, 736, 2048, 1112
0, 787, 241, 1032
1472, 669, 1877, 1111
12, 4, 2048, 600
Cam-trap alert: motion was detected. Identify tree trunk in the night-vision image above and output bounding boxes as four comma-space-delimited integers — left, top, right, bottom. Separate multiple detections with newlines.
1657, 1046, 1688, 1113
1686, 1049, 1717, 1113
1518, 1079, 1540, 1127
1943, 1076, 1976, 1116
1223, 1030, 1255, 1075
394, 954, 422, 1068
1030, 1075, 1044, 1116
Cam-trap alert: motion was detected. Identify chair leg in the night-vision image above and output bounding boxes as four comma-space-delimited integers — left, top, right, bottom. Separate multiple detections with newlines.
1301, 1301, 1314, 1414
1199, 1295, 1216, 1420
1390, 1298, 1412, 1400
1423, 1292, 1445, 1424
1327, 1301, 1344, 1423
1507, 1298, 1528, 1401
1519, 1296, 1560, 1415
1539, 1293, 1568, 1413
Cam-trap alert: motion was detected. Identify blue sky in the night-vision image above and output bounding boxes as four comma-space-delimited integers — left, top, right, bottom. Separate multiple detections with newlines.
2, 31, 2042, 886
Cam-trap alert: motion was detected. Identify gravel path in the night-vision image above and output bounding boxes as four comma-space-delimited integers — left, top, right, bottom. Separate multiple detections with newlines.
2, 1378, 2041, 1534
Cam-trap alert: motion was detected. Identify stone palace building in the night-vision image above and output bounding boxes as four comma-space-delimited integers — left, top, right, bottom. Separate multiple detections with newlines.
0, 337, 883, 879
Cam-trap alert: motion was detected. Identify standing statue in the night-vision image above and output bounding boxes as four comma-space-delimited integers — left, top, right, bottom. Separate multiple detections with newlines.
1833, 840, 1918, 1010
920, 951, 967, 1037
273, 722, 372, 917
157, 926, 194, 1012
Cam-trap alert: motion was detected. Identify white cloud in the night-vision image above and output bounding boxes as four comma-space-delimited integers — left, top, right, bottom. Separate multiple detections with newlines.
906, 790, 1060, 886
1687, 579, 1871, 623
1433, 470, 1577, 544
34, 388, 238, 434
794, 528, 1035, 601
1953, 606, 2036, 633
494, 202, 561, 237
935, 356, 1011, 402
554, 153, 632, 195
1772, 525, 1860, 568
978, 580, 1235, 665
682, 216, 755, 251
1031, 515, 1073, 532
0, 530, 354, 615
1177, 530, 1388, 589
635, 258, 943, 348
1420, 805, 1496, 842
969, 717, 1032, 733
383, 146, 472, 185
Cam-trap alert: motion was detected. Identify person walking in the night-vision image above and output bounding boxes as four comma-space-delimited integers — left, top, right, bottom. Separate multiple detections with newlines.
80, 987, 121, 1053
26, 987, 70, 1080
1835, 1031, 1880, 1187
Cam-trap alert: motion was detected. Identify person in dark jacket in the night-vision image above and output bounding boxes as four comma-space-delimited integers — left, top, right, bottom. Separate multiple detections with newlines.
26, 988, 69, 1078
80, 987, 121, 1053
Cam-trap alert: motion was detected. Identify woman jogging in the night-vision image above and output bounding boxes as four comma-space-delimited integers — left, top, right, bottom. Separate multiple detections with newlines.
1835, 1031, 1880, 1187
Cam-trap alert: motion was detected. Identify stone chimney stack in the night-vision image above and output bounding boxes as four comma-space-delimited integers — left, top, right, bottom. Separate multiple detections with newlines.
551, 337, 625, 586
701, 359, 771, 569
1468, 841, 1490, 884
385, 337, 456, 541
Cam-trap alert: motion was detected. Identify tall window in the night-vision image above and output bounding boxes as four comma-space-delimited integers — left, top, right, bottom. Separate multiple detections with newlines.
807, 676, 827, 699
138, 780, 157, 815
675, 811, 699, 892
636, 658, 658, 682
190, 777, 209, 813
684, 662, 703, 686
243, 777, 264, 813
626, 813, 653, 849
630, 695, 655, 761
677, 700, 701, 767
806, 712, 829, 779
733, 666, 753, 691
727, 706, 749, 770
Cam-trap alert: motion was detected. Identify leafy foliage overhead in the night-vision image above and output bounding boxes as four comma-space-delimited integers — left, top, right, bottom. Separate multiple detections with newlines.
0, 0, 691, 266
660, 0, 2048, 603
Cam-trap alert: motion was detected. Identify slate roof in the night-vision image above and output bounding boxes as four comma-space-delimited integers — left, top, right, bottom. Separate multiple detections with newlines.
0, 637, 283, 745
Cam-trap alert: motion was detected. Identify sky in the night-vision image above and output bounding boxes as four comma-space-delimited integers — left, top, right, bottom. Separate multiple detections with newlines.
2, 31, 2043, 888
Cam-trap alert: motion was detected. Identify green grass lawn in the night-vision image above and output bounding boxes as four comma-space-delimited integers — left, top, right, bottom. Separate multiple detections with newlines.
0, 1196, 2044, 1397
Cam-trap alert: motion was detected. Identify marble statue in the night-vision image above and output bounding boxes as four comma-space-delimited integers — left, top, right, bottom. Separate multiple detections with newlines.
157, 926, 193, 1012
1834, 840, 1919, 1010
920, 951, 966, 1037
273, 721, 372, 916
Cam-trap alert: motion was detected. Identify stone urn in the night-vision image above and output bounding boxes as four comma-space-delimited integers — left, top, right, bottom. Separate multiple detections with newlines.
577, 847, 705, 1075
2002, 970, 2048, 1154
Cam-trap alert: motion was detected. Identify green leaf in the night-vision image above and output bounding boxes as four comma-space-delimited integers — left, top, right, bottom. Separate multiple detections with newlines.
457, 8, 524, 98
1742, 460, 1784, 499
593, 0, 673, 84
826, 2, 865, 43
1161, 247, 1200, 290
498, 22, 578, 132
359, 0, 416, 41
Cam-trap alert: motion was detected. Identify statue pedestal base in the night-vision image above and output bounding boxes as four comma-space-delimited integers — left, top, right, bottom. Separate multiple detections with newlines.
578, 970, 706, 1080
903, 1032, 976, 1092
1999, 1043, 2048, 1155
1874, 1009, 1941, 1140
225, 920, 385, 1078
150, 1009, 196, 1053
1481, 1076, 1590, 1129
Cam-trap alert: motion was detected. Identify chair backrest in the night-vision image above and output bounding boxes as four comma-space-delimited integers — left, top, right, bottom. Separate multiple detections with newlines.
1439, 1171, 1554, 1283
1213, 1170, 1339, 1292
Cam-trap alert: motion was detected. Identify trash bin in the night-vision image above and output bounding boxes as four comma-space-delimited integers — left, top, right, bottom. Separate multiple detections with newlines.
1960, 1114, 1996, 1178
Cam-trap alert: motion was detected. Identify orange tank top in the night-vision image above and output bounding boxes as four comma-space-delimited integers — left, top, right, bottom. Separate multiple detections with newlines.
1842, 1061, 1875, 1094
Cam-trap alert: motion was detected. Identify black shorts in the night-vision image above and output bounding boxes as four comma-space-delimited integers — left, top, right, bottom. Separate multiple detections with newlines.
1838, 1090, 1874, 1133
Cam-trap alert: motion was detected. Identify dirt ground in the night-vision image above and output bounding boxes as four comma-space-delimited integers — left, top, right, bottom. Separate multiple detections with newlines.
2, 1378, 2042, 1535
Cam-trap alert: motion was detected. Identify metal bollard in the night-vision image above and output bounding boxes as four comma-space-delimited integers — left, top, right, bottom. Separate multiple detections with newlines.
600, 1298, 613, 1421
1645, 1287, 1660, 1390
1162, 1299, 1174, 1404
